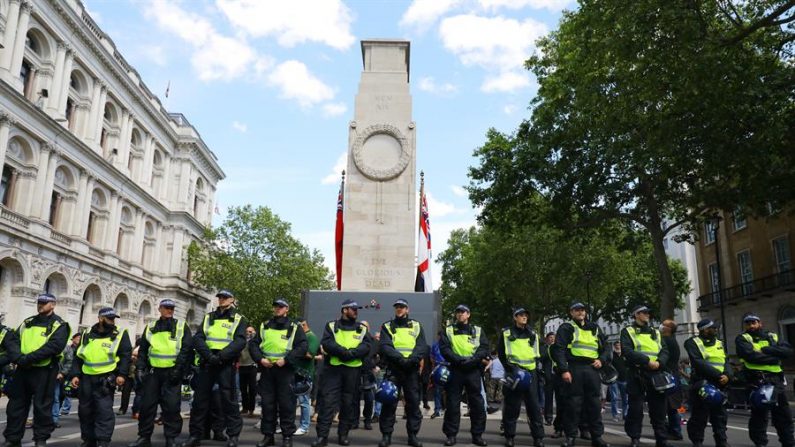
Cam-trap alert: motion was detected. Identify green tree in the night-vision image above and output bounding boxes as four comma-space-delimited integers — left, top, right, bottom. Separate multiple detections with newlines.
469, 0, 795, 319
188, 205, 333, 327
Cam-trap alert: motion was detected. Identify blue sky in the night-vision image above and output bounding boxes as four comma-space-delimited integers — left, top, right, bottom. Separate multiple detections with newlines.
84, 0, 572, 287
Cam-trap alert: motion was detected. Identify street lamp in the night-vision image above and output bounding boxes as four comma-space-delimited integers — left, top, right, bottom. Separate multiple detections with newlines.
708, 213, 728, 352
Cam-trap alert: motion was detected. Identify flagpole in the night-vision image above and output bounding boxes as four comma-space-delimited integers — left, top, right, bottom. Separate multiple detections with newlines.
335, 170, 345, 291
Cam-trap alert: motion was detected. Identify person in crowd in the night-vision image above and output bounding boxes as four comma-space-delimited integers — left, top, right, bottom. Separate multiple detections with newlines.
295, 318, 321, 436
488, 352, 504, 403
430, 331, 447, 419
53, 333, 79, 428
660, 320, 683, 441
238, 326, 258, 418
118, 347, 138, 417
355, 322, 377, 431
609, 341, 628, 421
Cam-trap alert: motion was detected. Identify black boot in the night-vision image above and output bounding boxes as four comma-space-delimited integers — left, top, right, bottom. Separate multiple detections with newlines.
310, 438, 328, 447
338, 434, 350, 446
257, 435, 275, 447
408, 433, 422, 447
551, 431, 564, 439
128, 438, 152, 447
213, 432, 228, 442
364, 421, 373, 430
177, 437, 202, 447
472, 435, 488, 446
165, 439, 176, 447
591, 438, 609, 447
34, 442, 46, 447
580, 431, 591, 441
505, 438, 515, 447
534, 439, 545, 447
282, 436, 292, 447
378, 434, 392, 447
562, 437, 577, 447
630, 439, 640, 447
226, 436, 239, 447
444, 437, 456, 446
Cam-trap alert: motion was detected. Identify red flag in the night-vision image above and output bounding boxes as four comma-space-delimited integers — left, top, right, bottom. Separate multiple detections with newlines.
415, 172, 432, 292
335, 172, 345, 290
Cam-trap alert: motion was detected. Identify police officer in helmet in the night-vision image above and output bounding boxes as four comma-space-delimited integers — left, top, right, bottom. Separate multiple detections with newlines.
129, 299, 193, 447
497, 307, 545, 447
377, 298, 429, 447
440, 304, 489, 447
684, 319, 731, 447
3, 293, 69, 447
620, 304, 669, 447
71, 307, 133, 447
552, 301, 610, 447
179, 290, 249, 447
249, 298, 307, 447
735, 313, 794, 447
311, 299, 372, 447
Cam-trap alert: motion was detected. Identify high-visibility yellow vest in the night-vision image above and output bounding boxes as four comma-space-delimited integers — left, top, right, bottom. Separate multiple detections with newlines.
740, 332, 783, 373
145, 319, 185, 368
0, 327, 7, 354
692, 337, 725, 373
567, 322, 599, 359
503, 328, 539, 370
259, 322, 298, 362
18, 318, 67, 367
203, 313, 242, 350
77, 328, 127, 375
328, 321, 366, 367
446, 325, 481, 358
625, 326, 662, 361
384, 321, 421, 358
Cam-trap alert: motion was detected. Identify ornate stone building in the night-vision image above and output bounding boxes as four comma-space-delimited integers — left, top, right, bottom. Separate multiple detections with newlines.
0, 0, 224, 337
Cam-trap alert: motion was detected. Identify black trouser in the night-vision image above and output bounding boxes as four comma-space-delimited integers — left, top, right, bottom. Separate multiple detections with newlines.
239, 365, 258, 413
625, 372, 667, 444
202, 389, 226, 438
258, 365, 296, 437
78, 374, 117, 443
561, 362, 604, 439
380, 367, 423, 436
316, 364, 361, 438
138, 368, 183, 439
544, 374, 555, 422
3, 365, 58, 442
361, 388, 374, 422
443, 366, 486, 437
119, 377, 135, 413
748, 374, 795, 447
503, 370, 545, 440
553, 374, 564, 432
188, 363, 242, 438
686, 385, 727, 446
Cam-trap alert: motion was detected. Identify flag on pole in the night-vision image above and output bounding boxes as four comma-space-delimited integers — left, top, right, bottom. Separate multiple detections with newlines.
335, 171, 345, 291
415, 171, 432, 292
165, 80, 171, 98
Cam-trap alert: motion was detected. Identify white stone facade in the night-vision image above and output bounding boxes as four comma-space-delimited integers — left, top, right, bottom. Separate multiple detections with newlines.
0, 0, 224, 337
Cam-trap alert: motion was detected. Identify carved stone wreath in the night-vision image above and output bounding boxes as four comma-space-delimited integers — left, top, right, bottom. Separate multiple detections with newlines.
352, 124, 410, 181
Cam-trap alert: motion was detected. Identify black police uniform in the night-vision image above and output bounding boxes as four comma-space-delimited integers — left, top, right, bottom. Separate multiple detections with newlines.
497, 324, 545, 446
552, 319, 610, 446
620, 322, 669, 447
249, 316, 308, 445
314, 317, 372, 445
71, 323, 133, 447
133, 317, 193, 445
735, 329, 795, 447
683, 334, 731, 447
439, 321, 489, 445
539, 343, 555, 425
183, 307, 248, 446
0, 324, 20, 385
378, 315, 429, 445
4, 313, 69, 445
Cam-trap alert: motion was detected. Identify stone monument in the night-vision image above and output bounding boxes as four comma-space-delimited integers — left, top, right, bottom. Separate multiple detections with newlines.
341, 39, 416, 291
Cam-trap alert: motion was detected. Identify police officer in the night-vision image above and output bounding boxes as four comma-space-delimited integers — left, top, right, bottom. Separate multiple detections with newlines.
71, 307, 133, 447
0, 315, 20, 393
684, 318, 731, 447
552, 301, 610, 447
497, 307, 545, 447
620, 304, 669, 447
129, 299, 192, 447
179, 290, 248, 447
377, 298, 429, 447
440, 304, 489, 447
311, 299, 372, 447
4, 293, 69, 447
735, 313, 794, 447
250, 298, 308, 447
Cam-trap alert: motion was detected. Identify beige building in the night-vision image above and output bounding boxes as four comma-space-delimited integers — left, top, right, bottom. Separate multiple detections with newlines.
695, 208, 794, 371
0, 0, 224, 336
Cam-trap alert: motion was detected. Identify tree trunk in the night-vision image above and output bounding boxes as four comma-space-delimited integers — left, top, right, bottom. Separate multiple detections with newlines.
647, 212, 677, 320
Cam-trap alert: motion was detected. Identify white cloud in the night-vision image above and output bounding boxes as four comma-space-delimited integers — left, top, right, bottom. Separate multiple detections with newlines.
503, 103, 518, 114
268, 60, 335, 107
216, 0, 355, 50
428, 218, 478, 288
322, 102, 348, 117
425, 192, 465, 218
231, 121, 248, 133
400, 0, 463, 28
321, 152, 348, 185
482, 71, 531, 92
450, 185, 468, 197
418, 76, 458, 95
478, 0, 571, 11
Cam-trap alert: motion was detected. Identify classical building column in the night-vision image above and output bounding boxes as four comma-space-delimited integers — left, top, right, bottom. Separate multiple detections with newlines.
48, 42, 67, 113
27, 144, 52, 216
70, 171, 89, 236
159, 154, 171, 202
0, 0, 22, 73
140, 136, 153, 186
0, 113, 14, 165
38, 150, 60, 219
93, 85, 108, 149
169, 228, 185, 275
8, 1, 33, 90
104, 192, 119, 251
153, 224, 164, 273
84, 80, 102, 143
57, 50, 75, 120
132, 209, 145, 264
118, 113, 134, 171
177, 160, 191, 211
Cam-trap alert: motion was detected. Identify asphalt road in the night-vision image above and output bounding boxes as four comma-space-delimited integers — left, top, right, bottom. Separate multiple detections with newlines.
0, 397, 786, 447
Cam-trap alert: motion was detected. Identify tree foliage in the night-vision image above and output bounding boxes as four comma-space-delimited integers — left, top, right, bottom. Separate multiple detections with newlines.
468, 0, 795, 319
188, 205, 333, 327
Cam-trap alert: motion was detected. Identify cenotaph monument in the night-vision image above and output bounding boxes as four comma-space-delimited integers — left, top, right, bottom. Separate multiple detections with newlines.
341, 39, 416, 291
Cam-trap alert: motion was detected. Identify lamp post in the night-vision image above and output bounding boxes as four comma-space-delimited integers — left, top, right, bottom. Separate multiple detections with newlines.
709, 214, 728, 351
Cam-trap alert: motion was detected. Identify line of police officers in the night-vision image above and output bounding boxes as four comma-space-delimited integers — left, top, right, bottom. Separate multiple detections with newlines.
1, 291, 794, 447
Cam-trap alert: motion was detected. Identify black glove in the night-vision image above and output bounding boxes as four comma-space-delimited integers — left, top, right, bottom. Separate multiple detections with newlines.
208, 355, 222, 366
460, 358, 477, 369
135, 369, 145, 386
168, 369, 182, 385
338, 350, 353, 361
401, 357, 417, 368
15, 355, 29, 368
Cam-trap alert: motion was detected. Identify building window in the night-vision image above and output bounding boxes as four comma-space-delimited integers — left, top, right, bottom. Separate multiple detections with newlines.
86, 211, 96, 243
65, 98, 75, 130
20, 60, 33, 97
779, 307, 795, 369
737, 250, 754, 295
704, 221, 716, 245
117, 228, 123, 255
1, 165, 16, 207
708, 263, 720, 294
49, 191, 62, 226
733, 209, 747, 231
773, 237, 791, 273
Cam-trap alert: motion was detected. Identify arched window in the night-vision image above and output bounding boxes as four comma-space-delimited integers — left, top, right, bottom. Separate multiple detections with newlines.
779, 306, 795, 368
